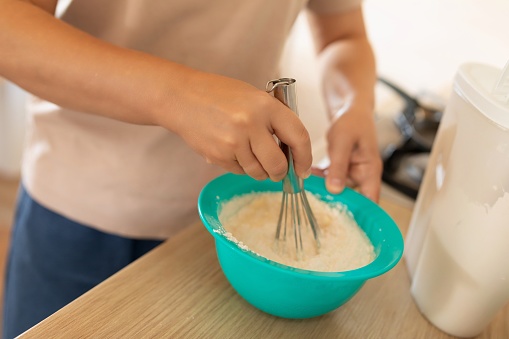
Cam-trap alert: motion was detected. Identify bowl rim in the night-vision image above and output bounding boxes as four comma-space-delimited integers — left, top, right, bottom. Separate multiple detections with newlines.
198, 173, 404, 281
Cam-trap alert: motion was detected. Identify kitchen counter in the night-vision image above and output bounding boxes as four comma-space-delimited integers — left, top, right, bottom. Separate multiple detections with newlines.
19, 198, 508, 338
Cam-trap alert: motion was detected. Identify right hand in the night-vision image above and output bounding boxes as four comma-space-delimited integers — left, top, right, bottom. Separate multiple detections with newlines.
159, 72, 312, 182
0, 0, 310, 182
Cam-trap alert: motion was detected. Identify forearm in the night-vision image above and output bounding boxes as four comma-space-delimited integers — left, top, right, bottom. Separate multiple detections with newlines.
0, 0, 197, 129
307, 7, 376, 120
317, 37, 376, 120
307, 7, 381, 200
0, 0, 314, 181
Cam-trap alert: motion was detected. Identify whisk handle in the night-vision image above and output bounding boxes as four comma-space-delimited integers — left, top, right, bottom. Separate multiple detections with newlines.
266, 78, 303, 194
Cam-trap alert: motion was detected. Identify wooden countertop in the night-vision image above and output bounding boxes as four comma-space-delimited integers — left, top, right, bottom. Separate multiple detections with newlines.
20, 199, 508, 338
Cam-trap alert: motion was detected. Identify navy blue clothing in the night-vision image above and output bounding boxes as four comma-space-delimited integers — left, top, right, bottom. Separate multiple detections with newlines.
2, 186, 163, 338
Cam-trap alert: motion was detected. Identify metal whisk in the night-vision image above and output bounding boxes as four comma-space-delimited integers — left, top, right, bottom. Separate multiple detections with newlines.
266, 78, 320, 259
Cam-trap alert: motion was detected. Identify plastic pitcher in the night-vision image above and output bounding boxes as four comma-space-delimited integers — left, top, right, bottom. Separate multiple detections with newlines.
405, 61, 509, 338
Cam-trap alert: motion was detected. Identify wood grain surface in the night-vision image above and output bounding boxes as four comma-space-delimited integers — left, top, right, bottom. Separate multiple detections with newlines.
19, 199, 508, 339
0, 176, 19, 331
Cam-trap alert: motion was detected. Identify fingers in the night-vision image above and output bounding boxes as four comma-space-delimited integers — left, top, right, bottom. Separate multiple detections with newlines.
326, 134, 353, 194
349, 137, 383, 202
250, 134, 288, 182
358, 172, 381, 203
322, 155, 381, 202
270, 106, 312, 179
235, 143, 269, 180
204, 128, 289, 182
234, 99, 311, 182
193, 87, 312, 182
326, 131, 382, 201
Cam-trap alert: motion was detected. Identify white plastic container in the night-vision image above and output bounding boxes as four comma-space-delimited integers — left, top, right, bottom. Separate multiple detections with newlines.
405, 62, 509, 338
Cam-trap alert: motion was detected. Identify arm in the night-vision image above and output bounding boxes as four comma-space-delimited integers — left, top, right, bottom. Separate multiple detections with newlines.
307, 6, 382, 201
0, 0, 313, 181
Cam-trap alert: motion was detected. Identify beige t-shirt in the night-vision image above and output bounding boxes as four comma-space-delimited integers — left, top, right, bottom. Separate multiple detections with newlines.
22, 0, 362, 239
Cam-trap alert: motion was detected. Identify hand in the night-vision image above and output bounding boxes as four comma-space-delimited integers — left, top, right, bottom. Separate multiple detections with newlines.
162, 73, 313, 182
314, 107, 382, 202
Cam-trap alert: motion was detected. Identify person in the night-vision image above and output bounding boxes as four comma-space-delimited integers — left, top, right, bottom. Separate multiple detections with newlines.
0, 0, 381, 337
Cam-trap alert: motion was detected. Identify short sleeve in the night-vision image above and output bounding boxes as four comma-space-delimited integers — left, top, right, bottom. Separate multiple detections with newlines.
307, 0, 363, 14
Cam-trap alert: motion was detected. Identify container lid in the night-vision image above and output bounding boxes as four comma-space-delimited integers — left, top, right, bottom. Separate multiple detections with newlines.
455, 62, 509, 128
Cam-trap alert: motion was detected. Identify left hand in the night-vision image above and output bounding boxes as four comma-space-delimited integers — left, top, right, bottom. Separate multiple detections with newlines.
312, 107, 382, 202
306, 5, 381, 201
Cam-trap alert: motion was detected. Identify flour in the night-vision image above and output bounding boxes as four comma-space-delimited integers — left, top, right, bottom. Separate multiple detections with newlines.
218, 192, 375, 272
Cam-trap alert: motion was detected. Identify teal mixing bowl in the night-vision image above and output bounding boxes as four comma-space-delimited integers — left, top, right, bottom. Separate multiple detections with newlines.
198, 173, 404, 319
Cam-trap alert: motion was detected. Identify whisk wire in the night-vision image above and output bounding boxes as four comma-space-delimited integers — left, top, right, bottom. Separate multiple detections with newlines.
266, 77, 321, 260
275, 193, 286, 241
293, 193, 304, 257
300, 190, 321, 247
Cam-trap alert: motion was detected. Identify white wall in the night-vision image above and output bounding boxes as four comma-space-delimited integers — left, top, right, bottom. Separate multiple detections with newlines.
363, 0, 509, 95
